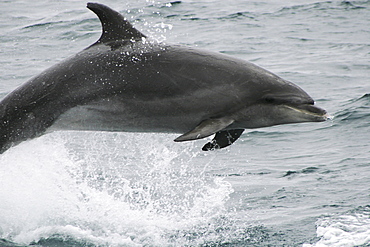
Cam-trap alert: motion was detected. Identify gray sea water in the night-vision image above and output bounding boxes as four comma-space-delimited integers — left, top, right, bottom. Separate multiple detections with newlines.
0, 0, 369, 246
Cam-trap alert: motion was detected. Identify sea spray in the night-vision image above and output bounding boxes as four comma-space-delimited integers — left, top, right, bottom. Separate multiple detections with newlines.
0, 131, 234, 246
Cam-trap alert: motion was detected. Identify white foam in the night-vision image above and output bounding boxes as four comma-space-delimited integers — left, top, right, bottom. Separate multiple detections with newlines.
13, 225, 139, 247
0, 131, 233, 246
303, 212, 370, 247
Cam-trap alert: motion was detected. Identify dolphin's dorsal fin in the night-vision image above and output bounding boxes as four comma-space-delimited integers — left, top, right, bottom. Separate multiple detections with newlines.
87, 2, 146, 44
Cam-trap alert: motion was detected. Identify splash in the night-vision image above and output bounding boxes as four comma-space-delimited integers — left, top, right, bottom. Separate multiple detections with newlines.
303, 207, 370, 247
0, 131, 234, 246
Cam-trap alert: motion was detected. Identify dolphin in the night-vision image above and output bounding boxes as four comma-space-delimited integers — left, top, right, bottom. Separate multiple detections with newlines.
0, 2, 328, 154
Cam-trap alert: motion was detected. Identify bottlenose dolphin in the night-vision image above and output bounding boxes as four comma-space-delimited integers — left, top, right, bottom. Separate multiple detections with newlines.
0, 2, 328, 153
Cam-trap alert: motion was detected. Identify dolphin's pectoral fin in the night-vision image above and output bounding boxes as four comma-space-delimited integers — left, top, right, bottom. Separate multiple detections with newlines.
86, 3, 146, 45
202, 129, 244, 151
174, 118, 234, 142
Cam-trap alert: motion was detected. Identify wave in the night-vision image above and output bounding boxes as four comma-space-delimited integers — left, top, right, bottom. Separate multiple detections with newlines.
304, 206, 370, 247
335, 94, 370, 124
276, 0, 368, 14
161, 0, 370, 21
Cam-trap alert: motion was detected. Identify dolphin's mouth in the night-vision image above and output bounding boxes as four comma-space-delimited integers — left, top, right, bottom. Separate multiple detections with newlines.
284, 104, 330, 121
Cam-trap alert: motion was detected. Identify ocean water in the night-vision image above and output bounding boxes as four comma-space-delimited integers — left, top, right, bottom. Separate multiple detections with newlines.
0, 0, 369, 246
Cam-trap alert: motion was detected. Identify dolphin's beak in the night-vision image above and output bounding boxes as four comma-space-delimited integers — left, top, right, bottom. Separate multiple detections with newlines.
284, 104, 329, 122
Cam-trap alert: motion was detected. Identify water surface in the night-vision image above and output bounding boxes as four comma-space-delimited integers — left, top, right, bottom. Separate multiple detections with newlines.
0, 0, 369, 246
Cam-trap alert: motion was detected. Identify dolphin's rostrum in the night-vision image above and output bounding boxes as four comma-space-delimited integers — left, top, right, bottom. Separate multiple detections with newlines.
0, 2, 328, 153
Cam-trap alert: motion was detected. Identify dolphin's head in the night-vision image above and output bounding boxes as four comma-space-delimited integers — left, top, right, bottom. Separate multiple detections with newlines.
233, 80, 328, 129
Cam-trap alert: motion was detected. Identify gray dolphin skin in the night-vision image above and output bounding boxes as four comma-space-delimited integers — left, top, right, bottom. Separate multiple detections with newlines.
0, 2, 328, 153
